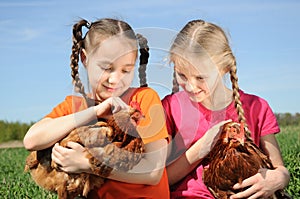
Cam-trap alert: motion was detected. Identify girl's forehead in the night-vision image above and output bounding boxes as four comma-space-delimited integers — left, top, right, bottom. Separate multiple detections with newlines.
173, 54, 218, 74
91, 36, 137, 61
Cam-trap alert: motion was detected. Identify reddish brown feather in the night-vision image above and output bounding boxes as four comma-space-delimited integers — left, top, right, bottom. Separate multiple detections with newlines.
202, 122, 289, 199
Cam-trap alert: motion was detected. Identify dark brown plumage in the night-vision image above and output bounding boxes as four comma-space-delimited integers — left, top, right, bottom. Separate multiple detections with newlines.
24, 108, 145, 199
202, 122, 291, 199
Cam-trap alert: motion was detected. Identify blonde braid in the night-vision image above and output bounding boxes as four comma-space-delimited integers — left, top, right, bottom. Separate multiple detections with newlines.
70, 19, 89, 100
229, 60, 251, 138
136, 34, 149, 87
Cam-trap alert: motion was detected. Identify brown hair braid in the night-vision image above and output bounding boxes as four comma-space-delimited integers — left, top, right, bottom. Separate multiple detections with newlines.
171, 19, 252, 138
70, 19, 90, 100
172, 70, 179, 94
136, 33, 149, 87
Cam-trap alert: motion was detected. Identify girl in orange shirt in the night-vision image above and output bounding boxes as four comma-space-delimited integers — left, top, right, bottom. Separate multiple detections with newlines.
23, 18, 169, 199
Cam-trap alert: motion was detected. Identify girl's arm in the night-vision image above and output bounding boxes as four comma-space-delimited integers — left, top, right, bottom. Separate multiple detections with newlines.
23, 97, 127, 151
23, 107, 97, 151
231, 134, 290, 199
166, 141, 201, 185
166, 120, 230, 185
52, 138, 168, 185
261, 134, 290, 189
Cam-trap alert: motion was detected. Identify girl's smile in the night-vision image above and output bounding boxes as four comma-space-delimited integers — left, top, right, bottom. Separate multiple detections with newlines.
103, 84, 121, 93
188, 90, 204, 97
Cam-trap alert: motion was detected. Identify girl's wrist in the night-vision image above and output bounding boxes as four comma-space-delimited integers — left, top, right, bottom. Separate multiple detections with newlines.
82, 155, 93, 173
275, 166, 290, 189
186, 142, 206, 164
93, 105, 99, 117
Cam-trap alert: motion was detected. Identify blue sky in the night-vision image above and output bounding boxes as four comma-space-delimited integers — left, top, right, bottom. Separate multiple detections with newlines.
1, 0, 300, 123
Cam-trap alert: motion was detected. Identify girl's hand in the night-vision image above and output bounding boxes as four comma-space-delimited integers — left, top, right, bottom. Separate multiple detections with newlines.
230, 168, 286, 199
51, 142, 90, 173
197, 119, 232, 158
185, 120, 231, 164
94, 97, 129, 119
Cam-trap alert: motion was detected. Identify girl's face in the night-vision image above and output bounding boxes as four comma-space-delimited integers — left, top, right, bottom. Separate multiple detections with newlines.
83, 36, 137, 101
174, 55, 222, 103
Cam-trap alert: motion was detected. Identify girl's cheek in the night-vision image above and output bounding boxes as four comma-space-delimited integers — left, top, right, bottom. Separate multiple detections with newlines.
178, 82, 187, 91
122, 71, 134, 83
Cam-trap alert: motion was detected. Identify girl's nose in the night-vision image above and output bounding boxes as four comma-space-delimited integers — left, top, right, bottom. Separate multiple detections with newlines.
185, 81, 195, 92
107, 71, 120, 85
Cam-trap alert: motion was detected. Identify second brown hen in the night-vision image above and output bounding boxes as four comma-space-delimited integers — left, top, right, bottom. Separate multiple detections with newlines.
202, 122, 290, 199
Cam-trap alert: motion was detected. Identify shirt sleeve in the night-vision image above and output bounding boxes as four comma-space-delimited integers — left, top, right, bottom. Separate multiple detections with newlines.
161, 94, 176, 138
241, 90, 280, 144
257, 98, 280, 136
45, 96, 72, 118
45, 96, 85, 118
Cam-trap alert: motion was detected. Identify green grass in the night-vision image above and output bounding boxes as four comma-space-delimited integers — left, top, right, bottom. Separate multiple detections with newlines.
0, 148, 57, 199
276, 125, 300, 198
0, 125, 299, 198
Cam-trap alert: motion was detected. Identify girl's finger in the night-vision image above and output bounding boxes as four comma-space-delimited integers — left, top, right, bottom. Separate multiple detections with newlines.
112, 97, 129, 113
233, 174, 257, 190
51, 149, 63, 166
230, 185, 256, 199
52, 143, 61, 156
247, 191, 264, 199
66, 141, 84, 151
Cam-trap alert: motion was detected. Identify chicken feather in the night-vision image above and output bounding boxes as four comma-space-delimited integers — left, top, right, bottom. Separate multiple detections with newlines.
24, 108, 144, 199
202, 121, 291, 199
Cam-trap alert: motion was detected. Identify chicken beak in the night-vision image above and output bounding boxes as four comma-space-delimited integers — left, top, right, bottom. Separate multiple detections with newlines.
238, 122, 245, 146
237, 137, 245, 146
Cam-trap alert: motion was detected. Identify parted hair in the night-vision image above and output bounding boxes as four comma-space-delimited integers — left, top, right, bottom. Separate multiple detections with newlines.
70, 18, 149, 104
170, 19, 251, 137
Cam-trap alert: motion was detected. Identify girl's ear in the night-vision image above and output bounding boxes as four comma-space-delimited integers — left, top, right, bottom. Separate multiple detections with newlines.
220, 66, 229, 76
80, 49, 88, 67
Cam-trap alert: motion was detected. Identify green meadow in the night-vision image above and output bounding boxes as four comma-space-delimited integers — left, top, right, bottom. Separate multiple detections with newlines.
0, 123, 299, 198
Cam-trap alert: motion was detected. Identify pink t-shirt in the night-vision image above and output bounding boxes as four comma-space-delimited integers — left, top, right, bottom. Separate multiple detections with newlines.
162, 90, 280, 198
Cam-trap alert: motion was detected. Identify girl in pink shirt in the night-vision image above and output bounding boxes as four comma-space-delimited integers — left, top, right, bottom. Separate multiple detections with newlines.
162, 19, 290, 198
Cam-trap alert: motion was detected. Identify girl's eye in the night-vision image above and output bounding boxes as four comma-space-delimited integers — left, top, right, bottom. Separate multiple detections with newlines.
196, 76, 205, 80
122, 66, 134, 74
177, 72, 187, 81
100, 66, 112, 71
122, 70, 131, 74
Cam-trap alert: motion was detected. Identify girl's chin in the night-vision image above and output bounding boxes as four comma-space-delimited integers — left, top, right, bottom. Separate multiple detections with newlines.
189, 96, 202, 102
188, 93, 206, 103
101, 90, 124, 99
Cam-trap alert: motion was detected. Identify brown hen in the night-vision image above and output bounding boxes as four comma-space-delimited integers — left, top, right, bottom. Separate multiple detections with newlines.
202, 122, 290, 199
24, 108, 145, 199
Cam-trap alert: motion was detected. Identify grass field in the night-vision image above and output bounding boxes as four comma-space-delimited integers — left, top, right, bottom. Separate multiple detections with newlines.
0, 125, 299, 199
0, 148, 57, 199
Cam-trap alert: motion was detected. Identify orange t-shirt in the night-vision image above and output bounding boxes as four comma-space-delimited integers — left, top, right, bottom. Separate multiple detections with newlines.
46, 87, 170, 199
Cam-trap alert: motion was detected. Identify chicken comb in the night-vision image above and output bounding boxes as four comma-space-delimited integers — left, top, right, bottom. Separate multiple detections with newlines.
240, 121, 244, 135
130, 101, 143, 114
